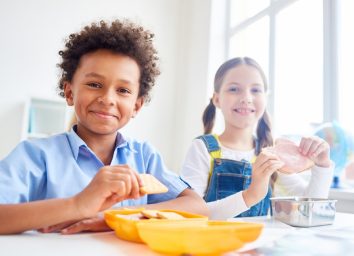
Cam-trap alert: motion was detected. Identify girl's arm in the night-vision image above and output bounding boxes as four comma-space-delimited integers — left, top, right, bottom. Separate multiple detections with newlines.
274, 163, 334, 198
274, 136, 333, 198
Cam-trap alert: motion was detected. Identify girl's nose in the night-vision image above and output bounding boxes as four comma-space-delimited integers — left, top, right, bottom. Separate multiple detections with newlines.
240, 92, 252, 104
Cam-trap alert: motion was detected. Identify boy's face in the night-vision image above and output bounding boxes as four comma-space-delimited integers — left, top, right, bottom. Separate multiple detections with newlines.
64, 49, 143, 138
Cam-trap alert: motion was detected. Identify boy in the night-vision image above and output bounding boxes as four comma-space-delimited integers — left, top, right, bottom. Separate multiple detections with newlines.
0, 19, 208, 234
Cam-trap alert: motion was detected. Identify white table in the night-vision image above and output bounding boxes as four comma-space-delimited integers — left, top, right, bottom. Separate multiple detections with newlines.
1, 213, 354, 256
227, 212, 354, 255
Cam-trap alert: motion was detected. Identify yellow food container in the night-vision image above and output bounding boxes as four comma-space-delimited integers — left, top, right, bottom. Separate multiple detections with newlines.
137, 221, 263, 255
104, 208, 207, 243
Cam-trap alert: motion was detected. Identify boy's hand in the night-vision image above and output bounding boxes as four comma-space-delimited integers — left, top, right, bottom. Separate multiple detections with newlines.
73, 165, 144, 218
299, 136, 331, 168
38, 216, 110, 234
61, 216, 110, 234
243, 151, 284, 207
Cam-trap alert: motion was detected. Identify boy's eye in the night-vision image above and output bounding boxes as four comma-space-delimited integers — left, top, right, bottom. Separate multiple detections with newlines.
117, 88, 131, 94
87, 82, 101, 88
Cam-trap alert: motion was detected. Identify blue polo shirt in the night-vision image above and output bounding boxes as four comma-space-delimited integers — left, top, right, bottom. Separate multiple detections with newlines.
0, 127, 189, 207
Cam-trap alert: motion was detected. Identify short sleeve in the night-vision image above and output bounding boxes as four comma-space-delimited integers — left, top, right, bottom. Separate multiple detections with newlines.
0, 141, 46, 203
142, 143, 189, 204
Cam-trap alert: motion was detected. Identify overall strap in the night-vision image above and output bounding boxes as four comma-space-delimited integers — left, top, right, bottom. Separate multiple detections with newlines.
197, 134, 221, 177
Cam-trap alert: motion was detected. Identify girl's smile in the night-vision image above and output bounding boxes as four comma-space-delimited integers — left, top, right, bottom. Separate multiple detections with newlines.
233, 107, 256, 115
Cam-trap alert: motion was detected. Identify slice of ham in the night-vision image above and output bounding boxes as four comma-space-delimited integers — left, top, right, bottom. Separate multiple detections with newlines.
264, 138, 315, 174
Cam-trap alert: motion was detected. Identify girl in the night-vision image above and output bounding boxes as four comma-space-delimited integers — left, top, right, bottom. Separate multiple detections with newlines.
181, 57, 333, 219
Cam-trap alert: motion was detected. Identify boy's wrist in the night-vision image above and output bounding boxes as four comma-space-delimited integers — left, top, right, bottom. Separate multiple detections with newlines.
70, 195, 91, 219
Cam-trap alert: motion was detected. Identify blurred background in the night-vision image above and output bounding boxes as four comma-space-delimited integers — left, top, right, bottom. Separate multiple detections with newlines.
0, 0, 353, 194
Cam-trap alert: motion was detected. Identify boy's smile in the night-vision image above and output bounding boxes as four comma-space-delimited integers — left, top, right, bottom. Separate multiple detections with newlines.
64, 49, 143, 140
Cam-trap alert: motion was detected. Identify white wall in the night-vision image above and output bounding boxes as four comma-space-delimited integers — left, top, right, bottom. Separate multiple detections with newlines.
0, 0, 213, 172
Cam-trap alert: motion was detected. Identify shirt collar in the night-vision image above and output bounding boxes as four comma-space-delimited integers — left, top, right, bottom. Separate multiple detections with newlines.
66, 125, 137, 160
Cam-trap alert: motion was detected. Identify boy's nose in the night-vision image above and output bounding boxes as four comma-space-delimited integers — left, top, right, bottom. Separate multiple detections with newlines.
97, 90, 115, 105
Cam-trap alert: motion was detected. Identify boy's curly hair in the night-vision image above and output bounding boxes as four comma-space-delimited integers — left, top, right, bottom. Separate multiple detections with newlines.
57, 19, 160, 103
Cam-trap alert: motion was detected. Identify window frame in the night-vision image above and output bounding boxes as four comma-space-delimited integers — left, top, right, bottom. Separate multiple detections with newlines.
225, 0, 339, 124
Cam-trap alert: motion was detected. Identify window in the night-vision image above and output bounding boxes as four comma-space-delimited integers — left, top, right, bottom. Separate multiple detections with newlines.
227, 0, 324, 136
338, 0, 354, 133
274, 0, 323, 134
223, 0, 354, 185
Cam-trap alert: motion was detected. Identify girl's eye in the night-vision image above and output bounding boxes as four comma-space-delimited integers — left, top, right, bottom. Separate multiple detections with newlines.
228, 87, 240, 93
87, 82, 101, 88
251, 87, 264, 93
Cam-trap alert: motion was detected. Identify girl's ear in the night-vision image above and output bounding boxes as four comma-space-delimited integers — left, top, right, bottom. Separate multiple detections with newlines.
63, 82, 74, 106
212, 92, 220, 108
132, 97, 144, 118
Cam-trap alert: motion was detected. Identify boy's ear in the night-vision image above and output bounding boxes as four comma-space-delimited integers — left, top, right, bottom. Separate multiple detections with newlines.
132, 97, 144, 118
212, 93, 220, 108
63, 82, 74, 106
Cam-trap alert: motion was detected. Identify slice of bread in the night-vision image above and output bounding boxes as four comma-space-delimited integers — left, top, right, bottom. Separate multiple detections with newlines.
156, 211, 185, 220
265, 138, 314, 174
139, 174, 168, 194
141, 210, 160, 219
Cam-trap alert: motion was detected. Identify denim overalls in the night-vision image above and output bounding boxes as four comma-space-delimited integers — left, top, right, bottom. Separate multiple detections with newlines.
199, 134, 271, 217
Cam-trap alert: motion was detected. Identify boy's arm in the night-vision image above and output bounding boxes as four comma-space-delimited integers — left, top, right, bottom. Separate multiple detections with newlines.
59, 188, 209, 235
144, 188, 209, 216
0, 165, 143, 234
0, 198, 83, 234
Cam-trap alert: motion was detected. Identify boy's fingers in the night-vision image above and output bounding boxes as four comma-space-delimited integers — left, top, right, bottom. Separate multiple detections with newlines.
129, 172, 141, 198
61, 217, 110, 235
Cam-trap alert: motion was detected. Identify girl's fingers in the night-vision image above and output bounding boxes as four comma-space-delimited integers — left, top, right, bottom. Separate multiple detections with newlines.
253, 151, 279, 169
258, 158, 283, 172
299, 137, 312, 155
308, 141, 325, 157
299, 136, 327, 157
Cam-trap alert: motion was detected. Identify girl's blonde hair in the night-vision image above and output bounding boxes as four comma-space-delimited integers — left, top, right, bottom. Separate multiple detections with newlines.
202, 57, 273, 154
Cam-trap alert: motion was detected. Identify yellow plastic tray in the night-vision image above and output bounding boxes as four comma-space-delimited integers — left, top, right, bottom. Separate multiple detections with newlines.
104, 208, 207, 243
137, 221, 263, 255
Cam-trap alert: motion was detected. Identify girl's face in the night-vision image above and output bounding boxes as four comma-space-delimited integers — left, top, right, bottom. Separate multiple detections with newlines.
213, 64, 267, 131
64, 49, 143, 139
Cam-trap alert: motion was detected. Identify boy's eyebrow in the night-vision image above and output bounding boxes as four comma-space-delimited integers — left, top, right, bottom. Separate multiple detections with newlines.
85, 72, 105, 79
85, 72, 135, 85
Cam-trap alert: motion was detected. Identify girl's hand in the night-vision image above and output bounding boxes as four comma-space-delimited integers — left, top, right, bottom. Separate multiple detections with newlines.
73, 165, 144, 218
299, 136, 331, 168
243, 151, 284, 207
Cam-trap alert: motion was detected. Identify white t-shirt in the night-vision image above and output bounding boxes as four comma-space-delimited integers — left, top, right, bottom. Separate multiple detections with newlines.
180, 139, 334, 220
